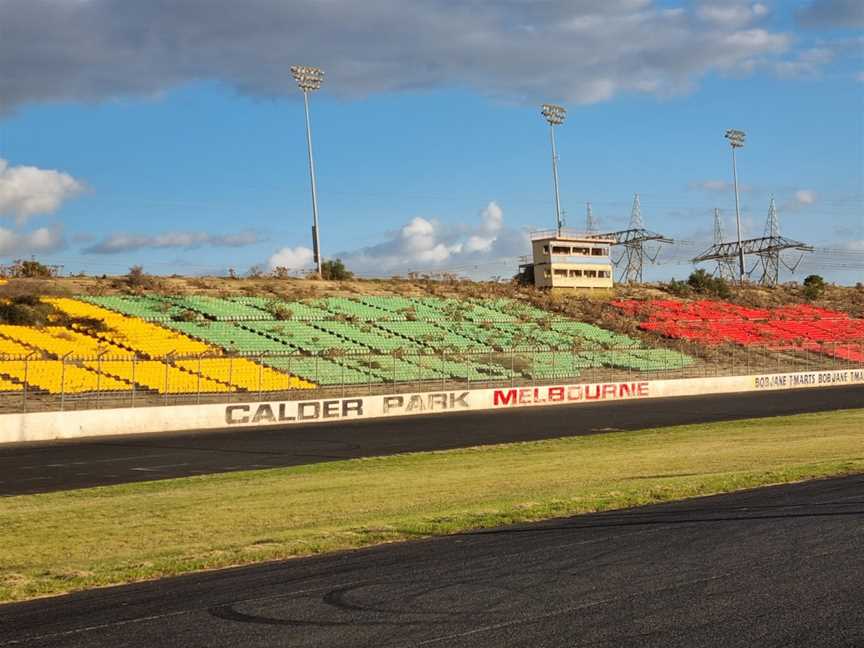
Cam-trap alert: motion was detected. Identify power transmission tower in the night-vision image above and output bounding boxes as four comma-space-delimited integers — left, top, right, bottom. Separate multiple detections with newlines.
585, 202, 597, 234
758, 197, 782, 285
589, 193, 673, 284
712, 208, 737, 281
629, 193, 644, 229
692, 197, 812, 287
622, 195, 645, 282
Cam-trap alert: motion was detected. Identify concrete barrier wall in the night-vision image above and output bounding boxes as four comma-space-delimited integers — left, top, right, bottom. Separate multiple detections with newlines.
2, 367, 862, 444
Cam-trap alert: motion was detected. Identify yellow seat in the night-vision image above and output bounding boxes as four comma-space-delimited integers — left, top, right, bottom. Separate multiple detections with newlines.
93, 360, 229, 394
175, 358, 312, 392
0, 376, 22, 392
0, 359, 129, 394
47, 298, 314, 390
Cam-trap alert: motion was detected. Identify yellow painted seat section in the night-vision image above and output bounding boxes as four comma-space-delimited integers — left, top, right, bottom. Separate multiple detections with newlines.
47, 298, 314, 391
45, 327, 237, 393
47, 298, 210, 356
91, 360, 229, 394
0, 360, 129, 394
43, 327, 134, 357
0, 376, 22, 392
0, 325, 129, 359
0, 337, 32, 356
175, 358, 313, 391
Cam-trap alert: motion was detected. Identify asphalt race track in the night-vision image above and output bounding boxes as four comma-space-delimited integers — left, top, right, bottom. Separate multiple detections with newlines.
1, 385, 862, 496
1, 474, 862, 647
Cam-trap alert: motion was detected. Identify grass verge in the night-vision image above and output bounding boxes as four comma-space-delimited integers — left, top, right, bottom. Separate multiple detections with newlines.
2, 408, 863, 603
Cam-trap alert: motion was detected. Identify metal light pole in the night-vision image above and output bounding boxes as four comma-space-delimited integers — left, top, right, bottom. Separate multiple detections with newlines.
291, 65, 325, 279
725, 128, 746, 282
541, 104, 567, 235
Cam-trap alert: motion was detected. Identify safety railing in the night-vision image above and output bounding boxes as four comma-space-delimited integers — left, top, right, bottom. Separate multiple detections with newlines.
0, 341, 861, 414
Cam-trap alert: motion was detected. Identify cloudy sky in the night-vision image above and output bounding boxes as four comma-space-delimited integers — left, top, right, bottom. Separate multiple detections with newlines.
0, 0, 861, 282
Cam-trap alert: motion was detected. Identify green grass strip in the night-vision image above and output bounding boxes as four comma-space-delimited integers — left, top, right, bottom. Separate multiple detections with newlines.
2, 409, 863, 603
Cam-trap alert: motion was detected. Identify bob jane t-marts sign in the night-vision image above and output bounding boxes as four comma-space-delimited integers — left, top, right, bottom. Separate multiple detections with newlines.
223, 380, 651, 427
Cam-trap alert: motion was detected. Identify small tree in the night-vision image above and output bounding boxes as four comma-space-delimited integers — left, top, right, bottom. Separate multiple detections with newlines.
174, 309, 199, 322
802, 274, 826, 300
321, 259, 353, 281
16, 259, 53, 278
126, 265, 155, 289
269, 305, 293, 321
0, 295, 54, 325
665, 278, 690, 297
687, 269, 731, 299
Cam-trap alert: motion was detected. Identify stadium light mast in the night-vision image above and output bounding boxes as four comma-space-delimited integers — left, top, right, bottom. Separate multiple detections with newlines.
725, 128, 746, 282
291, 65, 325, 279
541, 103, 567, 236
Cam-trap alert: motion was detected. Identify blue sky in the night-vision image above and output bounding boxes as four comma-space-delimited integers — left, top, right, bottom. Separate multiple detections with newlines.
0, 0, 862, 283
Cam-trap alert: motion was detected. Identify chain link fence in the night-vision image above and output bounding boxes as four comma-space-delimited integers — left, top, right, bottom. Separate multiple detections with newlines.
1, 341, 862, 414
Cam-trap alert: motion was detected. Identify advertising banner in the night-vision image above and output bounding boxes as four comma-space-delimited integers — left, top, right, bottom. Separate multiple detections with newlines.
1, 368, 862, 444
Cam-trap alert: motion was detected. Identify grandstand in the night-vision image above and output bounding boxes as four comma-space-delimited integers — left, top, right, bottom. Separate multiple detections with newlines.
614, 299, 864, 362
0, 294, 696, 397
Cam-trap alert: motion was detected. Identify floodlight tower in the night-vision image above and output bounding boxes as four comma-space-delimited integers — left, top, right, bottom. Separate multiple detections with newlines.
724, 128, 746, 282
291, 64, 325, 279
541, 103, 567, 235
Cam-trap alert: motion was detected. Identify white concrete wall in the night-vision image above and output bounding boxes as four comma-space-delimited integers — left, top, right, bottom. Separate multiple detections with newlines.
1, 368, 862, 444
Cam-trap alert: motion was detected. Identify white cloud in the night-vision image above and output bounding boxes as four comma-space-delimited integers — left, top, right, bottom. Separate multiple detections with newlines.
0, 225, 66, 255
838, 239, 864, 251
780, 188, 818, 213
326, 201, 529, 277
689, 179, 754, 193
268, 245, 314, 270
83, 230, 261, 254
697, 2, 769, 28
0, 159, 84, 224
797, 0, 864, 29
794, 189, 817, 205
690, 179, 731, 192
775, 47, 834, 78
0, 0, 794, 112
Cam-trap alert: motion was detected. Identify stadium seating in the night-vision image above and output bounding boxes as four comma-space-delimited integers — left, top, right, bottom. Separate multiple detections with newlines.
0, 294, 702, 395
244, 320, 369, 353
82, 295, 191, 322
44, 298, 312, 392
0, 376, 22, 392
613, 299, 864, 362
230, 297, 333, 320
164, 296, 270, 321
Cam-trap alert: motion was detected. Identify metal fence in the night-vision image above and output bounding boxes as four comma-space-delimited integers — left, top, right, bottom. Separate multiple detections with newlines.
1, 341, 862, 414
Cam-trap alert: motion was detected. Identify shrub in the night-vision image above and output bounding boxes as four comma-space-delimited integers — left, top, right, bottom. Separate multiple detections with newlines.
188, 277, 212, 289
665, 278, 691, 297
321, 259, 353, 281
686, 269, 731, 299
70, 316, 108, 332
174, 309, 199, 322
126, 266, 156, 290
0, 296, 54, 325
15, 260, 54, 278
269, 305, 293, 321
514, 265, 534, 285
802, 274, 826, 301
